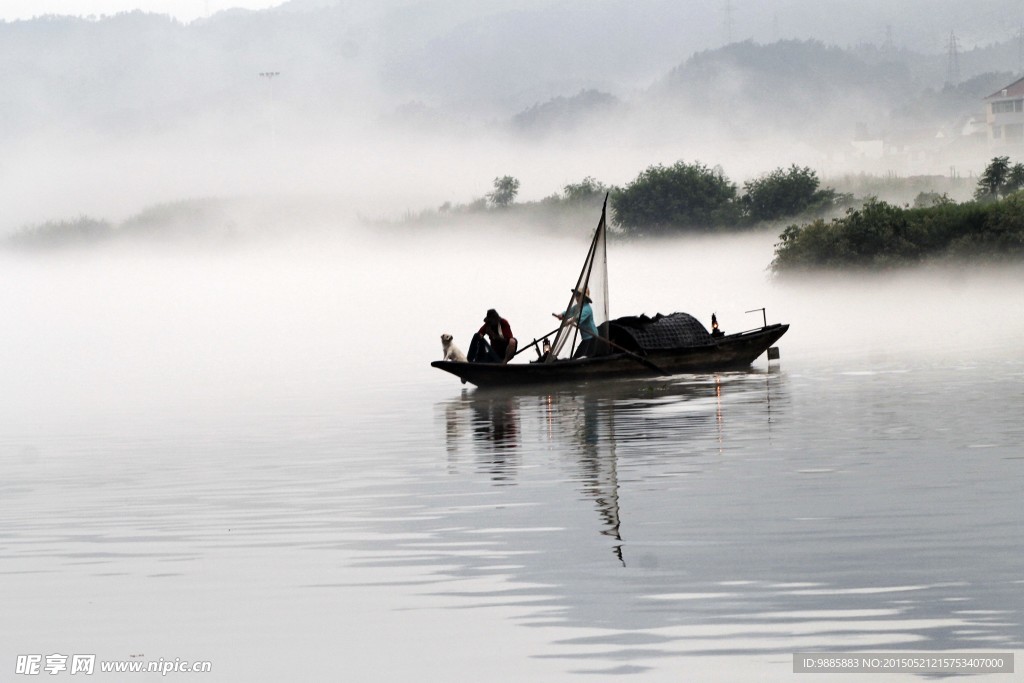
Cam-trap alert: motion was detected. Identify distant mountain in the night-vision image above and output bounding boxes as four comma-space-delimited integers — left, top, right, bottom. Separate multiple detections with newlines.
376, 0, 1024, 114
1, 1, 1021, 142
648, 40, 915, 139
0, 8, 373, 141
500, 39, 1017, 153
3, 0, 1022, 231
510, 89, 623, 135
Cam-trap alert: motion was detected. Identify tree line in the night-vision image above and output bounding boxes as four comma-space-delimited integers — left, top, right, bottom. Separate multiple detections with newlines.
475, 157, 1024, 271
475, 162, 851, 233
770, 157, 1024, 272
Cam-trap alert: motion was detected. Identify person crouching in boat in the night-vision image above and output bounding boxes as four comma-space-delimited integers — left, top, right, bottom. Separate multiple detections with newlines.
711, 313, 724, 338
554, 288, 598, 358
468, 308, 518, 364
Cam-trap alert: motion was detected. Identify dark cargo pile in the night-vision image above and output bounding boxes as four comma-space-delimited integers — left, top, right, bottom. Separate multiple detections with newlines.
606, 312, 712, 352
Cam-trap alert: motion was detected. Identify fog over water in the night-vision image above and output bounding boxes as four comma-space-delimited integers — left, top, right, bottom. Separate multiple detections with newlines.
3, 223, 1022, 425
2, 224, 1022, 681
3, 217, 1023, 428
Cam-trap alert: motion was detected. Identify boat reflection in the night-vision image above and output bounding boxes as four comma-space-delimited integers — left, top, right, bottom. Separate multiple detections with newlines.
442, 389, 521, 483
439, 370, 783, 561
420, 367, 1024, 666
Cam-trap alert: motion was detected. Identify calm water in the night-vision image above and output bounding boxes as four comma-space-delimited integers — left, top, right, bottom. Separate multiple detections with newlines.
1, 234, 1022, 681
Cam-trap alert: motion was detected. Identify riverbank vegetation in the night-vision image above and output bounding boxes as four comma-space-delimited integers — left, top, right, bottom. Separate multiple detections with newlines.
5, 159, 1012, 268
3, 196, 352, 250
391, 161, 857, 235
771, 157, 1024, 272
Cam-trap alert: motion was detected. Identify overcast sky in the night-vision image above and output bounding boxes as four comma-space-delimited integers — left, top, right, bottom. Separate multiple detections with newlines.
0, 1, 285, 22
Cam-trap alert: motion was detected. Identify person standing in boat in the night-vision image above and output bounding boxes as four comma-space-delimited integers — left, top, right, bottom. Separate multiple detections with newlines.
554, 288, 599, 358
468, 309, 518, 364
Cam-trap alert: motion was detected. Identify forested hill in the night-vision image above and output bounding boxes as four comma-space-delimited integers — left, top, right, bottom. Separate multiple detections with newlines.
2, 0, 1023, 142
635, 40, 1018, 141
651, 40, 914, 138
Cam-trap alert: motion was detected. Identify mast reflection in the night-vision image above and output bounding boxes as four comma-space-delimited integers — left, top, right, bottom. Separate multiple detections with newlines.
557, 392, 624, 564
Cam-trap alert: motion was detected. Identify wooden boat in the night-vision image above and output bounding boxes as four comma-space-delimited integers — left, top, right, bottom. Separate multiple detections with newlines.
431, 196, 789, 388
432, 322, 788, 387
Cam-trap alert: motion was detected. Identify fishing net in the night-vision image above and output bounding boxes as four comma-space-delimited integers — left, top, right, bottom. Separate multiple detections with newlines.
608, 312, 712, 352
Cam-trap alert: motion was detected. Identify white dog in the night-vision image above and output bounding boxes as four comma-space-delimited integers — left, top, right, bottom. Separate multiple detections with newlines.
441, 333, 467, 362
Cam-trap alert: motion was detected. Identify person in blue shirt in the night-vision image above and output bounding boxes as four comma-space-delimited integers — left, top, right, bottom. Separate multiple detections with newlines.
553, 288, 599, 358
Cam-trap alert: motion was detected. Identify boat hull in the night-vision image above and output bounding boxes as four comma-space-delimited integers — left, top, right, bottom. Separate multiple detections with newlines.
431, 323, 789, 388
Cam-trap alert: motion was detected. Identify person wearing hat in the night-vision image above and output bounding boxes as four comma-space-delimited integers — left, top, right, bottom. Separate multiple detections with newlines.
468, 309, 518, 364
553, 288, 599, 358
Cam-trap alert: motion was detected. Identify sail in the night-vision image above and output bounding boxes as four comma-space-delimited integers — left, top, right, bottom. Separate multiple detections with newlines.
548, 195, 610, 360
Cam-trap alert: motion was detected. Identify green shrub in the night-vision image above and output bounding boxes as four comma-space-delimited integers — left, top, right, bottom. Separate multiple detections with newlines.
772, 192, 1024, 272
612, 161, 737, 234
743, 165, 821, 221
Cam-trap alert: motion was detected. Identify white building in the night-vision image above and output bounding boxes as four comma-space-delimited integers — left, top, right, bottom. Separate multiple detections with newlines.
984, 76, 1024, 148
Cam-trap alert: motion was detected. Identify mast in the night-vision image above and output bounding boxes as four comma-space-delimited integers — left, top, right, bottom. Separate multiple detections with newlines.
548, 194, 610, 360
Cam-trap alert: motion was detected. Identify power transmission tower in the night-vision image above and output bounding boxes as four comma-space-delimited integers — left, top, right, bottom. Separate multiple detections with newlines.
1018, 24, 1023, 74
946, 30, 960, 85
723, 0, 734, 45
